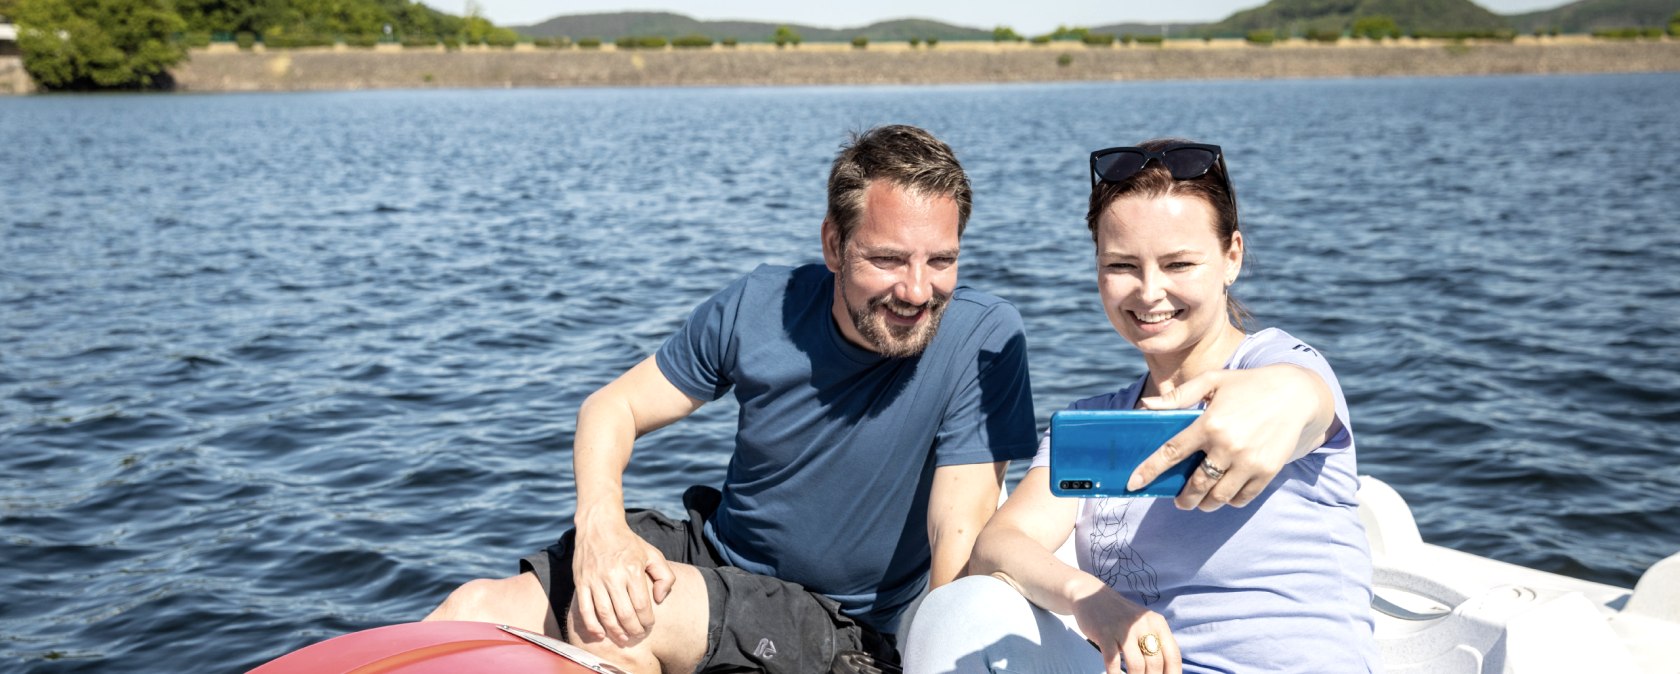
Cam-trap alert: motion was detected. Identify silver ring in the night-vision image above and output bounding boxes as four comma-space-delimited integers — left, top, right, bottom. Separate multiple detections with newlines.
1199, 461, 1226, 480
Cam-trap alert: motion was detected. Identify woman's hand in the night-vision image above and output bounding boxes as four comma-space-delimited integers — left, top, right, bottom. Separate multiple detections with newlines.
1130, 364, 1334, 511
1072, 586, 1181, 674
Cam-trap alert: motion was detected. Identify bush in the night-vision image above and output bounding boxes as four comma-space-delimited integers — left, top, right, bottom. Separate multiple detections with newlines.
1135, 34, 1163, 46
486, 27, 518, 48
441, 36, 460, 50
721, 37, 737, 47
992, 26, 1022, 42
926, 37, 938, 47
908, 36, 920, 47
1246, 29, 1275, 45
577, 36, 601, 49
15, 0, 188, 89
1056, 52, 1072, 67
402, 36, 437, 48
614, 35, 634, 49
1591, 27, 1642, 40
1414, 29, 1516, 41
672, 34, 711, 48
1351, 15, 1401, 40
345, 33, 379, 48
1671, 10, 1680, 36
1082, 33, 1115, 46
181, 31, 211, 48
1303, 27, 1340, 43
532, 36, 571, 48
1120, 33, 1135, 45
236, 31, 256, 50
1642, 27, 1664, 39
851, 35, 867, 48
772, 25, 800, 48
1030, 35, 1051, 45
262, 29, 332, 49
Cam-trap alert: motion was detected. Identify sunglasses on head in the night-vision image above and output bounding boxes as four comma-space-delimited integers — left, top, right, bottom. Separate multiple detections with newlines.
1089, 142, 1226, 187
1088, 142, 1238, 226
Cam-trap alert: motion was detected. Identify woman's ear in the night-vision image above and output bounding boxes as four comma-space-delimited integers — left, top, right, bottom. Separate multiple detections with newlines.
1224, 229, 1245, 286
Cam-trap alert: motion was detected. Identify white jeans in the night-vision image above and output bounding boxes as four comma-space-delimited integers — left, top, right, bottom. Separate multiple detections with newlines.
902, 575, 1106, 674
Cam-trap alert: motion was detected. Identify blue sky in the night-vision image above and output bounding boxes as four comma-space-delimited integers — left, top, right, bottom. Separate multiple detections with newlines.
438, 0, 1576, 31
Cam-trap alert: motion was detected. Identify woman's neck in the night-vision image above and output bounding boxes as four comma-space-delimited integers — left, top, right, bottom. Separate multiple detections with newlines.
1139, 323, 1249, 399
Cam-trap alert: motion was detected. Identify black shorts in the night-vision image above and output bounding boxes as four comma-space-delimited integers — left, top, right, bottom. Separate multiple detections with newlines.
520, 486, 898, 673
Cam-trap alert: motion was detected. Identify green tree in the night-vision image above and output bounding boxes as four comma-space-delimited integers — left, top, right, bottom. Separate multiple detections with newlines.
15, 0, 188, 89
772, 24, 799, 47
1351, 15, 1401, 40
992, 25, 1021, 42
1670, 10, 1678, 36
1, 0, 18, 19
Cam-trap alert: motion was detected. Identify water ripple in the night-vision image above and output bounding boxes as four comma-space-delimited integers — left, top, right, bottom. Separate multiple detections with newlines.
2, 75, 1678, 672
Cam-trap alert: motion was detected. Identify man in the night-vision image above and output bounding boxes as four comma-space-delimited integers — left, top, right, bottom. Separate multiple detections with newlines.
426, 124, 1039, 673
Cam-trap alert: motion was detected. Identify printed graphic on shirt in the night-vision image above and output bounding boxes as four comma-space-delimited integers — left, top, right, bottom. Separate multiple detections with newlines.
1089, 498, 1161, 605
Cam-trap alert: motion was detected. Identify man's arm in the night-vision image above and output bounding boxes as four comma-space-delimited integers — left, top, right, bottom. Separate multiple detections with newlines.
571, 354, 705, 644
925, 460, 1008, 589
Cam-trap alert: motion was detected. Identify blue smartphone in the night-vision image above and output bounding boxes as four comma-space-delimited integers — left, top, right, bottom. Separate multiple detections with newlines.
1048, 410, 1204, 498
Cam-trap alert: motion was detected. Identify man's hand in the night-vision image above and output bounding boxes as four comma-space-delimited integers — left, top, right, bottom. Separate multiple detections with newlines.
571, 516, 677, 645
1128, 365, 1333, 511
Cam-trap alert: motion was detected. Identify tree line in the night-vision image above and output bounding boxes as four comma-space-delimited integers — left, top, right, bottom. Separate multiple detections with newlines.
3, 0, 509, 90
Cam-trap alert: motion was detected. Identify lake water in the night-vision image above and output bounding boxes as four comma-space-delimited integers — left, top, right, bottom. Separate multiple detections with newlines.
2, 73, 1678, 672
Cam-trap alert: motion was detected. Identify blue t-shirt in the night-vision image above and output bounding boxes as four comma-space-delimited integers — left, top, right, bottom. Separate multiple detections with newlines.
656, 264, 1038, 633
1032, 328, 1378, 673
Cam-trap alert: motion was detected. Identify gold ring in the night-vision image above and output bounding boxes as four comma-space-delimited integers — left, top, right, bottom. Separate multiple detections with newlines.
1138, 633, 1162, 657
1199, 461, 1226, 480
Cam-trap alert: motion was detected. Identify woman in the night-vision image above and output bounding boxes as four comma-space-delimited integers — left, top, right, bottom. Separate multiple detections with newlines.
903, 140, 1378, 674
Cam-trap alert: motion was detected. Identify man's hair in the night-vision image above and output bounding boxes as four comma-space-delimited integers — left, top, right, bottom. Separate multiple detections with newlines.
826, 125, 972, 249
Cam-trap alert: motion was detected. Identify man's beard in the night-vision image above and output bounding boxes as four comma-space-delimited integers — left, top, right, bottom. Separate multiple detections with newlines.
838, 268, 951, 358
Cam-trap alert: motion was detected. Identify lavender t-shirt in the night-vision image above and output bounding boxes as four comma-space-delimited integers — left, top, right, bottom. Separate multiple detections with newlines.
1031, 328, 1378, 673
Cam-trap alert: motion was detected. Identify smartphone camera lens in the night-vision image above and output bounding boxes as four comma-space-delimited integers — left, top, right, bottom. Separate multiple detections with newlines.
1059, 480, 1094, 491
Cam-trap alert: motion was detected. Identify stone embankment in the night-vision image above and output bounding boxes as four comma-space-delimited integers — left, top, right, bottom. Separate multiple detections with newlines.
7, 39, 1680, 93
1, 56, 33, 94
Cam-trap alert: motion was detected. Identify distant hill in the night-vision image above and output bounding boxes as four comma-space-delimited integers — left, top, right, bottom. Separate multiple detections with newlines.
1089, 22, 1210, 38
1203, 0, 1509, 36
1507, 0, 1680, 31
513, 11, 992, 42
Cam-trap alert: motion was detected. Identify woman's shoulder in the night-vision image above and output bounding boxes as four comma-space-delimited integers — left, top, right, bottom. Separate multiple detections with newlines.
1232, 327, 1333, 371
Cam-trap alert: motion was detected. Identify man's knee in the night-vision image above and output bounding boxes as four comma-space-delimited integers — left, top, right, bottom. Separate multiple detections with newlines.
425, 574, 549, 632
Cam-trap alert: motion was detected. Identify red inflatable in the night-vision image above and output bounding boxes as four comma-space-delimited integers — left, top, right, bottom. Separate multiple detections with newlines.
249, 621, 626, 673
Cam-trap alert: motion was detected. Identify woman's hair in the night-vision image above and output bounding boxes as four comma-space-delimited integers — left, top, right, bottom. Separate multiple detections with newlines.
1085, 137, 1250, 328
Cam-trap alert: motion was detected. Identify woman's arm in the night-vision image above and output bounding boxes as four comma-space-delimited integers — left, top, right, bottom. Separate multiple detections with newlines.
970, 467, 1183, 674
1130, 363, 1335, 511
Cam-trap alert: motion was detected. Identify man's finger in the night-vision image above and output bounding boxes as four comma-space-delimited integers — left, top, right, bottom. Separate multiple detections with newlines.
623, 569, 656, 634
646, 557, 676, 604
1128, 421, 1206, 492
605, 580, 644, 642
575, 586, 607, 640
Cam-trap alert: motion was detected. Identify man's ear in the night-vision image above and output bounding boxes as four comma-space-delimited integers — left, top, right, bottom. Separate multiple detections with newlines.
822, 218, 843, 272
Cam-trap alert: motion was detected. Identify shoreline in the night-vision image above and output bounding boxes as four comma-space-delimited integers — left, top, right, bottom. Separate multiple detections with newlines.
4, 39, 1679, 94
